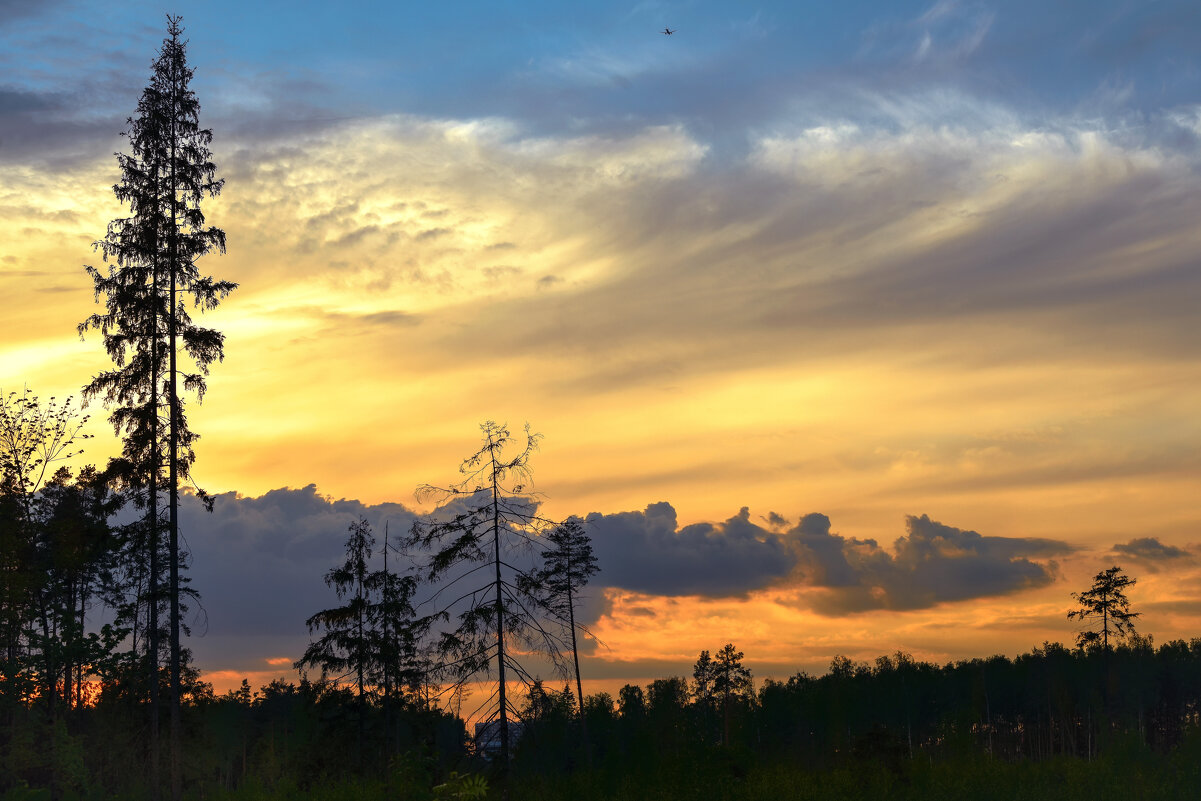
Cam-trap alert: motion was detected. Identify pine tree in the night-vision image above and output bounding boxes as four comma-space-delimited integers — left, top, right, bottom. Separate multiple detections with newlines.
712, 643, 752, 747
296, 517, 426, 761
1068, 565, 1140, 651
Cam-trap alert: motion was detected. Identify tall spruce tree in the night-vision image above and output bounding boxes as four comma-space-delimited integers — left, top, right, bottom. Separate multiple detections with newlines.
406, 422, 568, 769
80, 16, 233, 799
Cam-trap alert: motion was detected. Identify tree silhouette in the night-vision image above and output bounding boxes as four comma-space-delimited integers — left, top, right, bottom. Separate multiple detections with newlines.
691, 644, 753, 746
712, 643, 752, 747
296, 517, 426, 763
79, 16, 233, 797
369, 521, 426, 749
406, 422, 567, 769
1068, 566, 1140, 651
522, 518, 599, 725
296, 517, 375, 763
0, 391, 94, 709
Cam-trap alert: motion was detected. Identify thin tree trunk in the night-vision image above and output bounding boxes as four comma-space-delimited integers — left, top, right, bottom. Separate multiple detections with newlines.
149, 253, 162, 801
567, 580, 591, 766
167, 48, 184, 801
491, 438, 509, 770
357, 567, 365, 769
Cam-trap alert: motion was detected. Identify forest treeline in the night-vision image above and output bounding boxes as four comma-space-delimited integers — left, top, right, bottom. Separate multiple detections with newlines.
2, 630, 1201, 797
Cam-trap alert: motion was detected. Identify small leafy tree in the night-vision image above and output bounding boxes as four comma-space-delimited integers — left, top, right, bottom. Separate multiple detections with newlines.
0, 390, 92, 704
1068, 565, 1140, 651
406, 422, 567, 768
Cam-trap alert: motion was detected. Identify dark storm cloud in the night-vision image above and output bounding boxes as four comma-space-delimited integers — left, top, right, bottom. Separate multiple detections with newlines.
581, 503, 796, 598
789, 513, 1075, 614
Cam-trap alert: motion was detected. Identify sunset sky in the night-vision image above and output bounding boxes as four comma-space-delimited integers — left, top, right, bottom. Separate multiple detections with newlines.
3, 0, 1201, 697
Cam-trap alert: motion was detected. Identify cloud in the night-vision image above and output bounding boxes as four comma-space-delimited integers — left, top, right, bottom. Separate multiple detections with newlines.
1143, 599, 1201, 617
176, 485, 419, 672
788, 513, 1074, 614
859, 1, 994, 67
576, 504, 1072, 615
1110, 537, 1195, 572
582, 503, 796, 598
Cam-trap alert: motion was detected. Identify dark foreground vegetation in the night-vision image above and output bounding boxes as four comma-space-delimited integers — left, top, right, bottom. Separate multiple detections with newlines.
2, 636, 1200, 799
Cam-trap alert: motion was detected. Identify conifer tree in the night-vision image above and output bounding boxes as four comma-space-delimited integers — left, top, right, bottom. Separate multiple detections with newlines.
523, 519, 598, 723
297, 517, 426, 760
80, 16, 233, 798
1068, 565, 1140, 651
406, 422, 568, 768
296, 517, 376, 761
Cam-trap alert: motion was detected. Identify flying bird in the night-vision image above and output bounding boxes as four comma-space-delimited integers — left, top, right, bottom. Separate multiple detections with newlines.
661, 27, 675, 35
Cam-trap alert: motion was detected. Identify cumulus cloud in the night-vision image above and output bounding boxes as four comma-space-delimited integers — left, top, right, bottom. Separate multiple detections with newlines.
788, 513, 1073, 614
583, 503, 795, 598
576, 503, 1072, 615
777, 513, 1072, 613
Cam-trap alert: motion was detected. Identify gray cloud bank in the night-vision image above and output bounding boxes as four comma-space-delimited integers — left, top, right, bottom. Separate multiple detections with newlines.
585, 504, 1074, 614
173, 486, 1083, 671
177, 485, 418, 671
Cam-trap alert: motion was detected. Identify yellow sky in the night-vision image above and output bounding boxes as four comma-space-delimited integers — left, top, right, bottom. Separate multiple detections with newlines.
4, 110, 1201, 691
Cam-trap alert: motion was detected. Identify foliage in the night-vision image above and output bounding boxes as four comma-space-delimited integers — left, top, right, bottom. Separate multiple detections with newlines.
78, 17, 235, 795
295, 519, 426, 708
432, 771, 488, 800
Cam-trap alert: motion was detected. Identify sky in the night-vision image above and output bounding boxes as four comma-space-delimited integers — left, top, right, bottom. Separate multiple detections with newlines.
2, 0, 1201, 697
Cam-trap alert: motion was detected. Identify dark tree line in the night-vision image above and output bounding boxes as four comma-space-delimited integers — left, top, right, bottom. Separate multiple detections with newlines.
509, 636, 1201, 780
